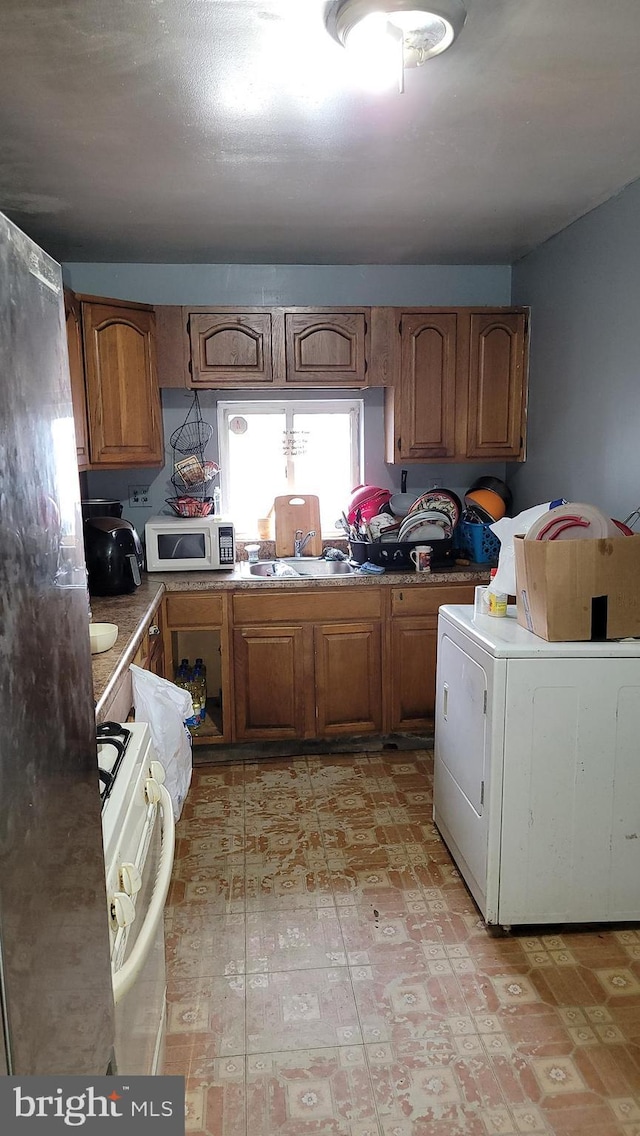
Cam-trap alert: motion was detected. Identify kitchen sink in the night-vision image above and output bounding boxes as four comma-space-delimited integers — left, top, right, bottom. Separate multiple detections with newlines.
248, 558, 355, 579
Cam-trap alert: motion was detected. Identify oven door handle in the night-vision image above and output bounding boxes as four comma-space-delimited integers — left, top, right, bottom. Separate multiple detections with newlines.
112, 784, 175, 1005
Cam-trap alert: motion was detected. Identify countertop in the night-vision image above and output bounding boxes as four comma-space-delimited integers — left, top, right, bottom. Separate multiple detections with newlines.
150, 561, 491, 591
91, 578, 165, 716
90, 562, 490, 715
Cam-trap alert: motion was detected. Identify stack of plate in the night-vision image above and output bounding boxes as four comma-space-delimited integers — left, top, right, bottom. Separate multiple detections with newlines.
398, 509, 452, 542
398, 488, 461, 541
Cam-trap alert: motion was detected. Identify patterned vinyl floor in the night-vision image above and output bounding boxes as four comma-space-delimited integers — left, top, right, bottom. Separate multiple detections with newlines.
162, 750, 640, 1136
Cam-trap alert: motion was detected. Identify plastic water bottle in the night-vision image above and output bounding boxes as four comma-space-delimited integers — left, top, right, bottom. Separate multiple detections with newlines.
176, 658, 200, 731
193, 658, 207, 725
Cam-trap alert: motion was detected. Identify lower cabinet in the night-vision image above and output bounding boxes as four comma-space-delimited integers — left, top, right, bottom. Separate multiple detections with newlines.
97, 602, 164, 723
233, 619, 383, 741
314, 622, 382, 735
231, 589, 384, 742
388, 584, 476, 732
132, 606, 165, 678
162, 580, 480, 745
233, 625, 308, 739
389, 620, 437, 731
163, 592, 230, 744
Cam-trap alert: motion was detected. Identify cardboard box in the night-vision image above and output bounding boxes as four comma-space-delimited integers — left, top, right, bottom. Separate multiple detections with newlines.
514, 533, 640, 641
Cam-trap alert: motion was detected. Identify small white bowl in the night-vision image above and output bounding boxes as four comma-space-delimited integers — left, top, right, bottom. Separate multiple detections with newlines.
89, 622, 119, 654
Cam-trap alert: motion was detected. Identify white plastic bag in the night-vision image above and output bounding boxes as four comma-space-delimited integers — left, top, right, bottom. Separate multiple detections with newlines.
130, 664, 193, 820
488, 503, 553, 597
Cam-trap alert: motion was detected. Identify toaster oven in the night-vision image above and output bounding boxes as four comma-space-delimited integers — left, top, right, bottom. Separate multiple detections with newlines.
145, 515, 235, 571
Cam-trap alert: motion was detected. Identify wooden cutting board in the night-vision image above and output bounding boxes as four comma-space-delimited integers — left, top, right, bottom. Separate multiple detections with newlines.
274, 495, 323, 557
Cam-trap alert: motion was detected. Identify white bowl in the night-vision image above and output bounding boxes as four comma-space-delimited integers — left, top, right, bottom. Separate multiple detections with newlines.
89, 622, 118, 654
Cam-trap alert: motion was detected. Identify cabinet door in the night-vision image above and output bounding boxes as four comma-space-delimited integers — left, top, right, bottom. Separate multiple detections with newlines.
233, 625, 307, 740
314, 622, 382, 736
64, 290, 90, 470
147, 611, 164, 678
398, 313, 457, 459
389, 618, 437, 731
284, 312, 367, 385
82, 303, 163, 466
466, 312, 527, 459
189, 312, 273, 386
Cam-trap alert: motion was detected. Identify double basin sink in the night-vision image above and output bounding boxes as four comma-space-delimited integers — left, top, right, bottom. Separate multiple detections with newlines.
248, 557, 355, 579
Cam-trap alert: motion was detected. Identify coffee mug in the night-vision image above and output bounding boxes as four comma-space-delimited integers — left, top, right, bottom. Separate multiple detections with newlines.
409, 545, 432, 572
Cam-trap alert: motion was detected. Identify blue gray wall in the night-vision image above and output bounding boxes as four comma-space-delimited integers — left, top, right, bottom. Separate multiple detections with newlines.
511, 179, 640, 523
63, 263, 511, 308
71, 263, 512, 530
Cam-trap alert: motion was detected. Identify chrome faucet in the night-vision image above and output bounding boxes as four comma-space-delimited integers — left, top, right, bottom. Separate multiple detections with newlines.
294, 529, 316, 557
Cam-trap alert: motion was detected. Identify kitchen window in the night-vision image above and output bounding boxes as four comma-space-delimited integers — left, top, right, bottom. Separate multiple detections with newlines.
218, 398, 362, 537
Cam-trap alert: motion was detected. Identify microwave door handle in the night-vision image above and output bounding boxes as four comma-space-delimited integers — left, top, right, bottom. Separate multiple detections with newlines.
127, 553, 141, 586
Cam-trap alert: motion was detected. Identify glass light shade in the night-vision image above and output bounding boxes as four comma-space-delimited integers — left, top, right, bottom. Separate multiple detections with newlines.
332, 0, 466, 64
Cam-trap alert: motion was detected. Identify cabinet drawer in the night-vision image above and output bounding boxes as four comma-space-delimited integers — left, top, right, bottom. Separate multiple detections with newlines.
391, 584, 476, 618
233, 588, 382, 625
165, 592, 223, 628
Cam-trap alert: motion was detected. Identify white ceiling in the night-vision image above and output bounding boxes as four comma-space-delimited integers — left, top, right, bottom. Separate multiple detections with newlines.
2, 0, 640, 265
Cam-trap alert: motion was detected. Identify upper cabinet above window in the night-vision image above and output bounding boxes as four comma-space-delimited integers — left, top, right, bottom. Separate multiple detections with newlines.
186, 307, 370, 389
284, 312, 367, 385
189, 311, 273, 386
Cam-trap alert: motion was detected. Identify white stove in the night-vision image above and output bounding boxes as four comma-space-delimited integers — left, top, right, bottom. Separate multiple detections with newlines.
97, 721, 175, 1075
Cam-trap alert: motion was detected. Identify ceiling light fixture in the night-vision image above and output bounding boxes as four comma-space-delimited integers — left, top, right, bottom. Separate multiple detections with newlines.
327, 0, 466, 91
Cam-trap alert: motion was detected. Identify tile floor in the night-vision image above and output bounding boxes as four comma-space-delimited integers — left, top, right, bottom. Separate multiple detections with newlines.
162, 749, 640, 1136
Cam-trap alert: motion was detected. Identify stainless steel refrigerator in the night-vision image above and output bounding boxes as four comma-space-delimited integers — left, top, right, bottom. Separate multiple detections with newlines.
0, 212, 115, 1073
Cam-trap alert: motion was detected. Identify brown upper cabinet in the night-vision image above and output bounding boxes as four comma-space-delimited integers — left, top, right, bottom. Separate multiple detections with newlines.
64, 289, 90, 470
284, 312, 367, 385
385, 307, 529, 463
189, 311, 274, 386
65, 293, 164, 469
465, 312, 527, 460
393, 311, 459, 460
183, 306, 371, 388
156, 302, 529, 462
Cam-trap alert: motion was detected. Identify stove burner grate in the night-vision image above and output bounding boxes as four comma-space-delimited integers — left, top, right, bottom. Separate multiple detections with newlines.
97, 721, 132, 808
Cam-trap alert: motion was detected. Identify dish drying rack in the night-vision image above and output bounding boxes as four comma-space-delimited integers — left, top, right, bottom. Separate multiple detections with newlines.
166, 392, 221, 517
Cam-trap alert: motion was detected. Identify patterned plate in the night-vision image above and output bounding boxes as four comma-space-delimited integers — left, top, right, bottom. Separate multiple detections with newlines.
407, 489, 461, 528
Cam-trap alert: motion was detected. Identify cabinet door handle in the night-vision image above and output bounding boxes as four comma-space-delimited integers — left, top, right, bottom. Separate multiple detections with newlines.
443, 682, 449, 719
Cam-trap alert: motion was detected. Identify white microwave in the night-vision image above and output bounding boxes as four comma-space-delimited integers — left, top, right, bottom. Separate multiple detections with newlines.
145, 515, 236, 571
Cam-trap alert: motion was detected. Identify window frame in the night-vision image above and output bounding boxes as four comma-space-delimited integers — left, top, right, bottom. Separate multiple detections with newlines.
217, 397, 363, 536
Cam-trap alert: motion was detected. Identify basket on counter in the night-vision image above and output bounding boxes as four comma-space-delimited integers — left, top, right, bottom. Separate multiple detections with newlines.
349, 538, 454, 570
455, 521, 500, 565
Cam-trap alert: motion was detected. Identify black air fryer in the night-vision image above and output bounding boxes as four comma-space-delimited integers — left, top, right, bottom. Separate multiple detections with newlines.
84, 516, 144, 596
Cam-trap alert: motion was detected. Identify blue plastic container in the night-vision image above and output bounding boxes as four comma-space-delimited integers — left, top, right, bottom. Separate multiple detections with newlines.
456, 521, 500, 565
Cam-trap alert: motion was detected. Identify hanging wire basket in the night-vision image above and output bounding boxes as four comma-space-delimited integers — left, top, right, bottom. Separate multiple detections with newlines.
165, 496, 216, 518
171, 460, 220, 494
169, 391, 213, 454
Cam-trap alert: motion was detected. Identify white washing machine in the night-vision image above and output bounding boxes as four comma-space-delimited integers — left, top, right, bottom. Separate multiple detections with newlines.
433, 605, 640, 928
